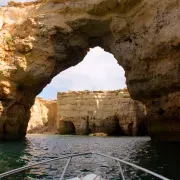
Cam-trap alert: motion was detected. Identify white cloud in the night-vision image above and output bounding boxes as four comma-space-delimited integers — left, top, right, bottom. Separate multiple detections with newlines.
39, 47, 126, 99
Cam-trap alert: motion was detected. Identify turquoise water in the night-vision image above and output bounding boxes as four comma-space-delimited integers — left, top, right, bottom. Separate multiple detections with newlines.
0, 135, 179, 179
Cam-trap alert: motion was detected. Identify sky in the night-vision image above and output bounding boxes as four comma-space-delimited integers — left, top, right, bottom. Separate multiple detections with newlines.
1, 1, 126, 100
39, 47, 126, 99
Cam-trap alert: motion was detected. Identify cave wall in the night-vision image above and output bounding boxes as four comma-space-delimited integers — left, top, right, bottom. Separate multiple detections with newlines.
145, 92, 180, 142
0, 0, 180, 141
57, 90, 146, 136
27, 97, 57, 134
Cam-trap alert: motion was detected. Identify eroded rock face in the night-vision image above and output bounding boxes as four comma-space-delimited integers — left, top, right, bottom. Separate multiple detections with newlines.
0, 0, 180, 140
28, 97, 57, 134
57, 90, 146, 136
145, 92, 180, 141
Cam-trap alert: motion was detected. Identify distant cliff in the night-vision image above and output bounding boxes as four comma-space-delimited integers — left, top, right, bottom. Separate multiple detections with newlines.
28, 98, 57, 134
57, 90, 147, 136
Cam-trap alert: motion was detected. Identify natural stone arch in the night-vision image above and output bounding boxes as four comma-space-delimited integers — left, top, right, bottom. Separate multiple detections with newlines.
0, 0, 180, 141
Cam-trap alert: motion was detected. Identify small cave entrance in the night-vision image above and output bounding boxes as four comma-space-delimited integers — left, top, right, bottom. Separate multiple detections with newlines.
64, 121, 76, 135
84, 118, 91, 135
91, 123, 96, 134
58, 121, 76, 135
137, 120, 148, 136
127, 121, 134, 136
110, 115, 124, 136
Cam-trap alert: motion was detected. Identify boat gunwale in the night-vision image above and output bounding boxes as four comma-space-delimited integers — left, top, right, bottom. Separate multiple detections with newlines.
0, 152, 170, 180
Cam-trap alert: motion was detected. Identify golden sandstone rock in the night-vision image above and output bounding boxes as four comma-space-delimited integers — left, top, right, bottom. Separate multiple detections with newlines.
28, 97, 57, 134
57, 90, 146, 136
0, 0, 180, 141
28, 90, 146, 136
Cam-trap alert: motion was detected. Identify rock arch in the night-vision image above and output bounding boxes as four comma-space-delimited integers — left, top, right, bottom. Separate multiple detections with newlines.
0, 0, 180, 141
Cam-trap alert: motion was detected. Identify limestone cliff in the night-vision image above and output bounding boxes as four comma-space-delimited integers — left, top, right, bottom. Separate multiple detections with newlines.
0, 0, 180, 141
28, 97, 57, 134
57, 90, 147, 136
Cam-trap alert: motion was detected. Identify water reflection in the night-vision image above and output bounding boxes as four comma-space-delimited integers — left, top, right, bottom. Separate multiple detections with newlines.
0, 135, 179, 179
126, 141, 180, 180
0, 138, 30, 179
0, 139, 28, 172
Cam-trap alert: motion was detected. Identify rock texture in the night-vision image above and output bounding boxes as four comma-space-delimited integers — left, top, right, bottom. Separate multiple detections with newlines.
0, 0, 180, 141
27, 97, 57, 134
57, 90, 146, 136
145, 92, 180, 142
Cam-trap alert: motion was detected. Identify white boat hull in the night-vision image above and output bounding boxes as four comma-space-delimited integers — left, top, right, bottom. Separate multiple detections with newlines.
69, 173, 104, 180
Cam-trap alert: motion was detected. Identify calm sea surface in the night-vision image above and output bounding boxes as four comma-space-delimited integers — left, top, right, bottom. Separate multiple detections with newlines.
0, 135, 179, 180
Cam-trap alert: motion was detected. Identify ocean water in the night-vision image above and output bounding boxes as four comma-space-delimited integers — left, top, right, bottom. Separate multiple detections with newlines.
0, 135, 179, 180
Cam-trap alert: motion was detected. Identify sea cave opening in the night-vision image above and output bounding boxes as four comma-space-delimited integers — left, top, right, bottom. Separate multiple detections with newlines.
28, 47, 132, 135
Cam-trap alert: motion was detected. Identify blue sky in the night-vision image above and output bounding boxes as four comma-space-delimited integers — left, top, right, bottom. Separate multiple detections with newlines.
1, 1, 126, 100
